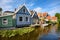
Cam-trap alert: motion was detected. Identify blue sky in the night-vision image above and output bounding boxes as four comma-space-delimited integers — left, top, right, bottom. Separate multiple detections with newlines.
0, 0, 60, 16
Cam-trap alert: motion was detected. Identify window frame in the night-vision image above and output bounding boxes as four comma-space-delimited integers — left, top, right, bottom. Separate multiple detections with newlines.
22, 9, 26, 13
26, 17, 28, 22
19, 17, 23, 21
2, 18, 8, 25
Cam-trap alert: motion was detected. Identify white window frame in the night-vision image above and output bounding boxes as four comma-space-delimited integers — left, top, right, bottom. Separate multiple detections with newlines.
19, 17, 23, 22
25, 17, 28, 22
22, 9, 26, 13
2, 18, 8, 25
25, 17, 29, 22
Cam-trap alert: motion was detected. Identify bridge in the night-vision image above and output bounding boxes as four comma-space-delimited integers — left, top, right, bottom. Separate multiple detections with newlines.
30, 24, 49, 29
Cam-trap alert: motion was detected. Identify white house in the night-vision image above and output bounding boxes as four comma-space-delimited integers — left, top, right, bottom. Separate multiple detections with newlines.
15, 4, 31, 27
30, 10, 39, 24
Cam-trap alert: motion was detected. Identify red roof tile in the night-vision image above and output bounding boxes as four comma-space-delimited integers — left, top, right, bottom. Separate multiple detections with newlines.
46, 16, 51, 20
37, 13, 43, 17
43, 12, 48, 17
51, 16, 57, 20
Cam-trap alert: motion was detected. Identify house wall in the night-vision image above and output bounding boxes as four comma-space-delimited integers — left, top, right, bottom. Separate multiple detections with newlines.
31, 12, 39, 24
13, 19, 16, 27
12, 14, 16, 27
16, 14, 31, 26
31, 18, 38, 24
0, 15, 14, 28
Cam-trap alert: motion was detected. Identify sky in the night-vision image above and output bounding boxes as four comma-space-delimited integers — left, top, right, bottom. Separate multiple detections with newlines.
0, 0, 60, 16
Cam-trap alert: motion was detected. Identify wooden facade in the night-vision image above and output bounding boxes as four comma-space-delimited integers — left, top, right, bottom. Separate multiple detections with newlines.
15, 4, 31, 27
0, 15, 16, 28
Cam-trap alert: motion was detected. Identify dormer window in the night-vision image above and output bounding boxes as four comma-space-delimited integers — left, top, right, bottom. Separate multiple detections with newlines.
23, 9, 26, 13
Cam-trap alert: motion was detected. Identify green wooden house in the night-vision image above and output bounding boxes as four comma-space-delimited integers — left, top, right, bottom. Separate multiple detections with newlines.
0, 11, 16, 28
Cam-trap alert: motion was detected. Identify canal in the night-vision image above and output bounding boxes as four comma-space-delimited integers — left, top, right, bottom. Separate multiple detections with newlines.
38, 24, 59, 40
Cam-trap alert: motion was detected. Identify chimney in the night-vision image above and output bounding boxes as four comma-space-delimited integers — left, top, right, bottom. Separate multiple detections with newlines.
0, 8, 2, 12
0, 8, 2, 16
15, 8, 16, 11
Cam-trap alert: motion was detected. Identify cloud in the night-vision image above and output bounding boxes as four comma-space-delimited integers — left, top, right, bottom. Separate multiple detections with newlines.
48, 6, 60, 16
0, 0, 13, 5
26, 3, 34, 7
30, 3, 34, 6
0, 0, 13, 11
40, 1, 60, 16
3, 5, 13, 11
34, 7, 42, 12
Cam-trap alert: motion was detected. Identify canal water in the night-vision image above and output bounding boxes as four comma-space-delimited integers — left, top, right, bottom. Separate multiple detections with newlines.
38, 24, 59, 40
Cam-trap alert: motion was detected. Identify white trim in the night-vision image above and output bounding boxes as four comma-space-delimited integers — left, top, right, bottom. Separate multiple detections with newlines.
32, 11, 35, 17
25, 17, 29, 22
32, 11, 38, 18
28, 17, 29, 22
14, 4, 31, 15
2, 18, 8, 25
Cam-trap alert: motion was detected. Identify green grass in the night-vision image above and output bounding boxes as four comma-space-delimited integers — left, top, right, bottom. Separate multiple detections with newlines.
0, 27, 35, 37
0, 26, 50, 40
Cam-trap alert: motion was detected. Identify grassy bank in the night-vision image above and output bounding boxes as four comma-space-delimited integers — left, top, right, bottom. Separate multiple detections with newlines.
0, 27, 35, 37
0, 26, 44, 40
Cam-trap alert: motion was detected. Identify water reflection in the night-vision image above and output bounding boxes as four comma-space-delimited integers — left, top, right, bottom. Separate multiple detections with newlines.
39, 24, 58, 40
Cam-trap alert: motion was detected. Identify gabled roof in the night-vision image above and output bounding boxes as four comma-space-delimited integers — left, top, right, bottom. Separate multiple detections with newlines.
4, 11, 14, 13
43, 12, 48, 17
30, 10, 35, 17
37, 12, 43, 17
46, 16, 51, 20
0, 14, 14, 17
15, 4, 31, 15
2, 11, 15, 16
32, 11, 38, 19
0, 11, 15, 17
30, 10, 39, 19
51, 16, 57, 20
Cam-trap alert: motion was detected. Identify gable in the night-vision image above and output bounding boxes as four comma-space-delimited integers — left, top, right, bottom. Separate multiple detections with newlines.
32, 12, 38, 19
30, 10, 34, 16
16, 5, 30, 15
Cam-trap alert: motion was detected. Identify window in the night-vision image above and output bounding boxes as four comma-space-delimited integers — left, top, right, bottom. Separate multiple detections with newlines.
23, 9, 26, 13
26, 17, 28, 21
2, 18, 8, 25
19, 17, 22, 21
